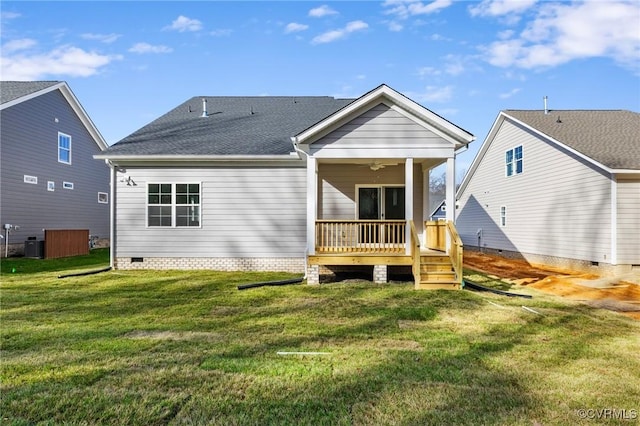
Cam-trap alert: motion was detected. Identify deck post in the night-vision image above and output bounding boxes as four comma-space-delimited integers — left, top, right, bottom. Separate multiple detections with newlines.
405, 158, 414, 255
307, 264, 320, 285
422, 166, 429, 248
373, 265, 387, 284
307, 156, 317, 255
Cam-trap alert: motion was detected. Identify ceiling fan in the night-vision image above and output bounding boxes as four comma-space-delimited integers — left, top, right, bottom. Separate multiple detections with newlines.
367, 161, 399, 171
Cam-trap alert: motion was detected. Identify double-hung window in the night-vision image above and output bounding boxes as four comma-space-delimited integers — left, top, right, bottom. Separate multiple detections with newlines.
147, 183, 200, 227
175, 184, 201, 227
505, 145, 523, 176
58, 133, 71, 164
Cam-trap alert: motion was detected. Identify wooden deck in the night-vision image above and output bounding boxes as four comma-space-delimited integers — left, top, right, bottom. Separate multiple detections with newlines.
309, 220, 464, 289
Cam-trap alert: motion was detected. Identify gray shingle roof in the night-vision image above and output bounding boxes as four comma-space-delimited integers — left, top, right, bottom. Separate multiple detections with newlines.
505, 110, 640, 170
104, 96, 355, 156
0, 81, 61, 104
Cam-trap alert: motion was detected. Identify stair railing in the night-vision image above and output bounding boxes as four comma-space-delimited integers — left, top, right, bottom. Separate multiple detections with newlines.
409, 220, 421, 287
445, 221, 464, 286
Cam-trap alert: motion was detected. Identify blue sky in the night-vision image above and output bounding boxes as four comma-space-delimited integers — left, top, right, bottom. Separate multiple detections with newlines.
2, 0, 639, 176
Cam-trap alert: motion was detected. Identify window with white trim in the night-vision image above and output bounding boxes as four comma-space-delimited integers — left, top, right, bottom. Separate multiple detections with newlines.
505, 145, 523, 176
147, 183, 200, 227
58, 132, 72, 164
63, 182, 74, 190
500, 206, 507, 227
98, 192, 108, 204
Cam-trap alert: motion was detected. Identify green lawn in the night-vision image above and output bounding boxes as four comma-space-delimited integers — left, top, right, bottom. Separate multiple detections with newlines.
1, 253, 639, 425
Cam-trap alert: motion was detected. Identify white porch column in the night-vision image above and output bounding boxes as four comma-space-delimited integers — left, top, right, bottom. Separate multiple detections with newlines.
446, 157, 455, 222
306, 156, 318, 255
422, 167, 430, 247
405, 158, 414, 255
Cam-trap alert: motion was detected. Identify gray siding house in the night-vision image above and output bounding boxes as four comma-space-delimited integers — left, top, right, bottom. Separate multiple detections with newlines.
96, 84, 474, 286
429, 200, 447, 221
0, 81, 110, 256
456, 109, 640, 273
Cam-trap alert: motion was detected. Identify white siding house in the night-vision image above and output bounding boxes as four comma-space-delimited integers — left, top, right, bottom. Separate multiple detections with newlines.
457, 110, 639, 273
96, 85, 475, 286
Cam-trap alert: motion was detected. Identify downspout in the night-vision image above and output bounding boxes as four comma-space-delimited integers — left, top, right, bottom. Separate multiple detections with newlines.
610, 174, 617, 265
107, 160, 116, 269
291, 137, 309, 279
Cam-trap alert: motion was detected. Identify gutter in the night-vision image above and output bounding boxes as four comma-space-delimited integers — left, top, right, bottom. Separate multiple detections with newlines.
93, 154, 301, 162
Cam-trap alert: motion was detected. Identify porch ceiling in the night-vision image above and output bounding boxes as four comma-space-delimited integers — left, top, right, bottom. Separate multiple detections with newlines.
316, 158, 445, 169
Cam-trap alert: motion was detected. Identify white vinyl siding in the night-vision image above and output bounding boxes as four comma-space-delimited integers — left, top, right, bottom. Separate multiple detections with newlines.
457, 118, 611, 263
115, 165, 306, 258
310, 104, 454, 159
616, 179, 640, 264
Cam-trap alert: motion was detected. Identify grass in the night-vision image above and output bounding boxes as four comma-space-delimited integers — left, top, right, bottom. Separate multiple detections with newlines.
463, 268, 514, 291
0, 248, 110, 275
1, 254, 639, 425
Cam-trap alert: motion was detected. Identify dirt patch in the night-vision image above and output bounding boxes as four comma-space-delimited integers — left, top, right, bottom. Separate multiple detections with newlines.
464, 251, 640, 320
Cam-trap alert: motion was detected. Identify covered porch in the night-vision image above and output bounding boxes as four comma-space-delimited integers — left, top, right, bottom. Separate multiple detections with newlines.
304, 158, 464, 288
291, 85, 474, 288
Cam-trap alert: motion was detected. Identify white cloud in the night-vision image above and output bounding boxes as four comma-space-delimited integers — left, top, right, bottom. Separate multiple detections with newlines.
417, 66, 441, 77
128, 42, 173, 54
345, 21, 368, 32
81, 33, 121, 44
388, 21, 403, 32
284, 23, 309, 34
497, 29, 514, 40
2, 38, 37, 53
1, 11, 21, 21
417, 55, 474, 78
383, 0, 453, 20
408, 85, 454, 103
469, 0, 538, 18
499, 88, 521, 99
442, 54, 466, 76
309, 5, 338, 18
430, 33, 450, 41
311, 20, 368, 45
483, 1, 640, 71
423, 85, 453, 102
164, 15, 203, 32
1, 45, 122, 80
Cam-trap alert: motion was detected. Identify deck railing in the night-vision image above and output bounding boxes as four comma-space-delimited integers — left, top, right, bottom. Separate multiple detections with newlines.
315, 220, 406, 254
425, 220, 463, 285
409, 220, 421, 286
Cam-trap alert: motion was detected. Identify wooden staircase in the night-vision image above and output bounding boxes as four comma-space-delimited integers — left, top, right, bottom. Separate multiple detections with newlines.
416, 251, 461, 290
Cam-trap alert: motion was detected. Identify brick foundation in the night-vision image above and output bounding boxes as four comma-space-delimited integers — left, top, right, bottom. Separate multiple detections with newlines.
306, 265, 320, 285
373, 265, 388, 284
115, 256, 305, 273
